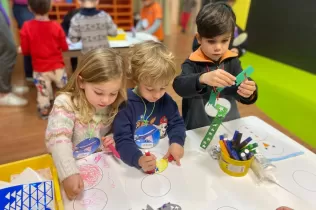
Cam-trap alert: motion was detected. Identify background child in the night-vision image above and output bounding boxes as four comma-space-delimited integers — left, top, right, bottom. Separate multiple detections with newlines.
45, 48, 126, 200
20, 0, 69, 119
0, 2, 28, 106
192, 0, 247, 57
135, 0, 164, 41
113, 41, 186, 172
61, 8, 80, 72
180, 0, 196, 33
68, 0, 117, 53
12, 0, 34, 82
173, 2, 257, 130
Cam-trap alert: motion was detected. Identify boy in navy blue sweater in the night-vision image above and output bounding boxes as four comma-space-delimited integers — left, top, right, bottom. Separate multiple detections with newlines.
113, 41, 186, 173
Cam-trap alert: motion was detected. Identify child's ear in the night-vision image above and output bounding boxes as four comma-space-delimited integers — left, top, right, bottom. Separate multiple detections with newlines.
196, 33, 202, 45
77, 75, 85, 89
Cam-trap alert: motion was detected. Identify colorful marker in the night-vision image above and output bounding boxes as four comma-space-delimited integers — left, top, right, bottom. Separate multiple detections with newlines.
244, 149, 250, 156
232, 130, 239, 141
108, 144, 120, 159
219, 140, 229, 157
145, 150, 155, 174
241, 143, 258, 152
168, 155, 174, 162
240, 152, 247, 161
237, 137, 253, 150
226, 140, 240, 160
247, 152, 254, 159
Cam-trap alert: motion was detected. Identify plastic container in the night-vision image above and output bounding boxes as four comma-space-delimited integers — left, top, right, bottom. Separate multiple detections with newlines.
0, 154, 63, 210
219, 151, 254, 177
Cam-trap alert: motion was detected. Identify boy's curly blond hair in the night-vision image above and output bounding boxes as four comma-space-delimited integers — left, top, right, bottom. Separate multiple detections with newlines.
128, 40, 176, 87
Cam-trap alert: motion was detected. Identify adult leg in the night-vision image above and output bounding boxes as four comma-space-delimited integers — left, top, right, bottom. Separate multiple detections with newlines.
0, 11, 27, 106
12, 4, 34, 81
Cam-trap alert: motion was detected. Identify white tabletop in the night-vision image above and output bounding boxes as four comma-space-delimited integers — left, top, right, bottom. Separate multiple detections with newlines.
107, 116, 316, 210
67, 32, 158, 51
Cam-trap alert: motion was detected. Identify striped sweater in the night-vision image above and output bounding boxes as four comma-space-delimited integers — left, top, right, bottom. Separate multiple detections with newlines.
45, 93, 112, 181
68, 8, 117, 53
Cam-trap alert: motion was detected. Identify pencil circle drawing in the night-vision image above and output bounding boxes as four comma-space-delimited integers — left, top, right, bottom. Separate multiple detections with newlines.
73, 189, 108, 210
238, 125, 269, 141
141, 174, 171, 197
79, 164, 103, 190
292, 170, 316, 192
217, 206, 238, 210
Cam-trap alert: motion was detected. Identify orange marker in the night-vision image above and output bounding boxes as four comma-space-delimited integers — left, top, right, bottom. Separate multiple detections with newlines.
219, 140, 229, 157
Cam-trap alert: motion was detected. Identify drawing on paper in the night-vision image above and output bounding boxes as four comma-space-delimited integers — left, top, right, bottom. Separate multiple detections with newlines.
73, 189, 108, 210
79, 164, 103, 190
141, 174, 171, 197
292, 170, 316, 192
107, 172, 116, 189
217, 207, 238, 210
234, 124, 303, 161
258, 140, 284, 155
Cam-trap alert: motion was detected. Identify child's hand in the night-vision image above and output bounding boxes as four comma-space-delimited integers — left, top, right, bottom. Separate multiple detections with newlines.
199, 69, 236, 87
237, 79, 256, 98
276, 207, 293, 210
230, 48, 239, 55
163, 143, 184, 166
101, 136, 115, 153
138, 154, 156, 172
62, 174, 84, 200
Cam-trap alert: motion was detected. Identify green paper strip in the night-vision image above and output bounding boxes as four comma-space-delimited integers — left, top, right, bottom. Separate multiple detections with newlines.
235, 66, 254, 86
207, 66, 254, 106
200, 104, 228, 149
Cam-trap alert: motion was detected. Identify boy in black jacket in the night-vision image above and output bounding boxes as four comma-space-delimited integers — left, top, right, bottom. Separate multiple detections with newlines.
173, 2, 257, 130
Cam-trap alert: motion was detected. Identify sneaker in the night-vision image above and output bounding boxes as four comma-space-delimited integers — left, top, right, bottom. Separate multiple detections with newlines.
38, 107, 49, 120
12, 86, 30, 95
26, 77, 34, 83
0, 93, 28, 106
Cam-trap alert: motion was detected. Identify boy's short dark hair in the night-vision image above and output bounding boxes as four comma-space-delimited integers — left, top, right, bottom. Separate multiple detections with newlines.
28, 0, 51, 15
196, 2, 236, 38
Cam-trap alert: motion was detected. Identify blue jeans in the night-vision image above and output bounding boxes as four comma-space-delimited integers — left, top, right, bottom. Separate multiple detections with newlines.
12, 4, 34, 79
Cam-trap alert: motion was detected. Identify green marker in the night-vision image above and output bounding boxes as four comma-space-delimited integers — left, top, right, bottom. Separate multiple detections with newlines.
241, 143, 258, 152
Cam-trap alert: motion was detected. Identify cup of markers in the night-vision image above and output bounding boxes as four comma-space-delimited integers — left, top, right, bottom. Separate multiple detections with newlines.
218, 130, 258, 177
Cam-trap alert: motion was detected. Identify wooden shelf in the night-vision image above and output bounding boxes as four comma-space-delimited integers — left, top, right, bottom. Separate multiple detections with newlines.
47, 0, 133, 30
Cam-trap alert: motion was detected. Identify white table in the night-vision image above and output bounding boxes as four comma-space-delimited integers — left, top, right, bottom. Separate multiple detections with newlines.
107, 116, 316, 210
66, 32, 158, 51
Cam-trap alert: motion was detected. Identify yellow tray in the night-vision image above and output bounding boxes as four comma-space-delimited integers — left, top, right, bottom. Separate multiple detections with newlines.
107, 28, 127, 41
0, 154, 63, 210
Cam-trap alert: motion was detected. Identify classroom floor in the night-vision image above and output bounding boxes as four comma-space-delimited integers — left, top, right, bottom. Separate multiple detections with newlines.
0, 29, 314, 165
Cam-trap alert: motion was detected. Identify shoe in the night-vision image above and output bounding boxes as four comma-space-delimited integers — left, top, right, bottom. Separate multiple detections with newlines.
12, 86, 30, 95
26, 77, 34, 82
38, 107, 49, 120
0, 93, 28, 106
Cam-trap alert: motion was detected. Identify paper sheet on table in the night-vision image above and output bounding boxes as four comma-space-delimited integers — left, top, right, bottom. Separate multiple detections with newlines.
222, 116, 304, 161
61, 152, 131, 210
274, 157, 316, 207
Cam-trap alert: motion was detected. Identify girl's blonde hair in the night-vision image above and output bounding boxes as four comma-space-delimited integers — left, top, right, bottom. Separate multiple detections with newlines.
128, 40, 176, 87
59, 48, 127, 124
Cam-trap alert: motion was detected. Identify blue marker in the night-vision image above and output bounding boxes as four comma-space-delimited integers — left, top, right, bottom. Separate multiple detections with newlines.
232, 130, 239, 141
238, 137, 253, 150
226, 140, 241, 160
219, 135, 225, 140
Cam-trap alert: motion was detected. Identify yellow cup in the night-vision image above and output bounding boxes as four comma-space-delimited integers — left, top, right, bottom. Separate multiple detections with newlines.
219, 151, 254, 177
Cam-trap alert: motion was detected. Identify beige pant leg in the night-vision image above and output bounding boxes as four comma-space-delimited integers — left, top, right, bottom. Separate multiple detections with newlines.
33, 72, 52, 109
51, 68, 68, 89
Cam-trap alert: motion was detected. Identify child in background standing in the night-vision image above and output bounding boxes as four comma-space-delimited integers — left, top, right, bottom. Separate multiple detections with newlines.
69, 0, 117, 53
136, 0, 164, 41
113, 41, 186, 173
12, 0, 34, 82
20, 0, 69, 119
61, 8, 80, 72
46, 48, 127, 200
180, 0, 196, 33
173, 2, 258, 130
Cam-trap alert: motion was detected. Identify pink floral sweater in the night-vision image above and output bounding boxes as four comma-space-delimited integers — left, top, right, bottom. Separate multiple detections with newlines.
45, 94, 112, 181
